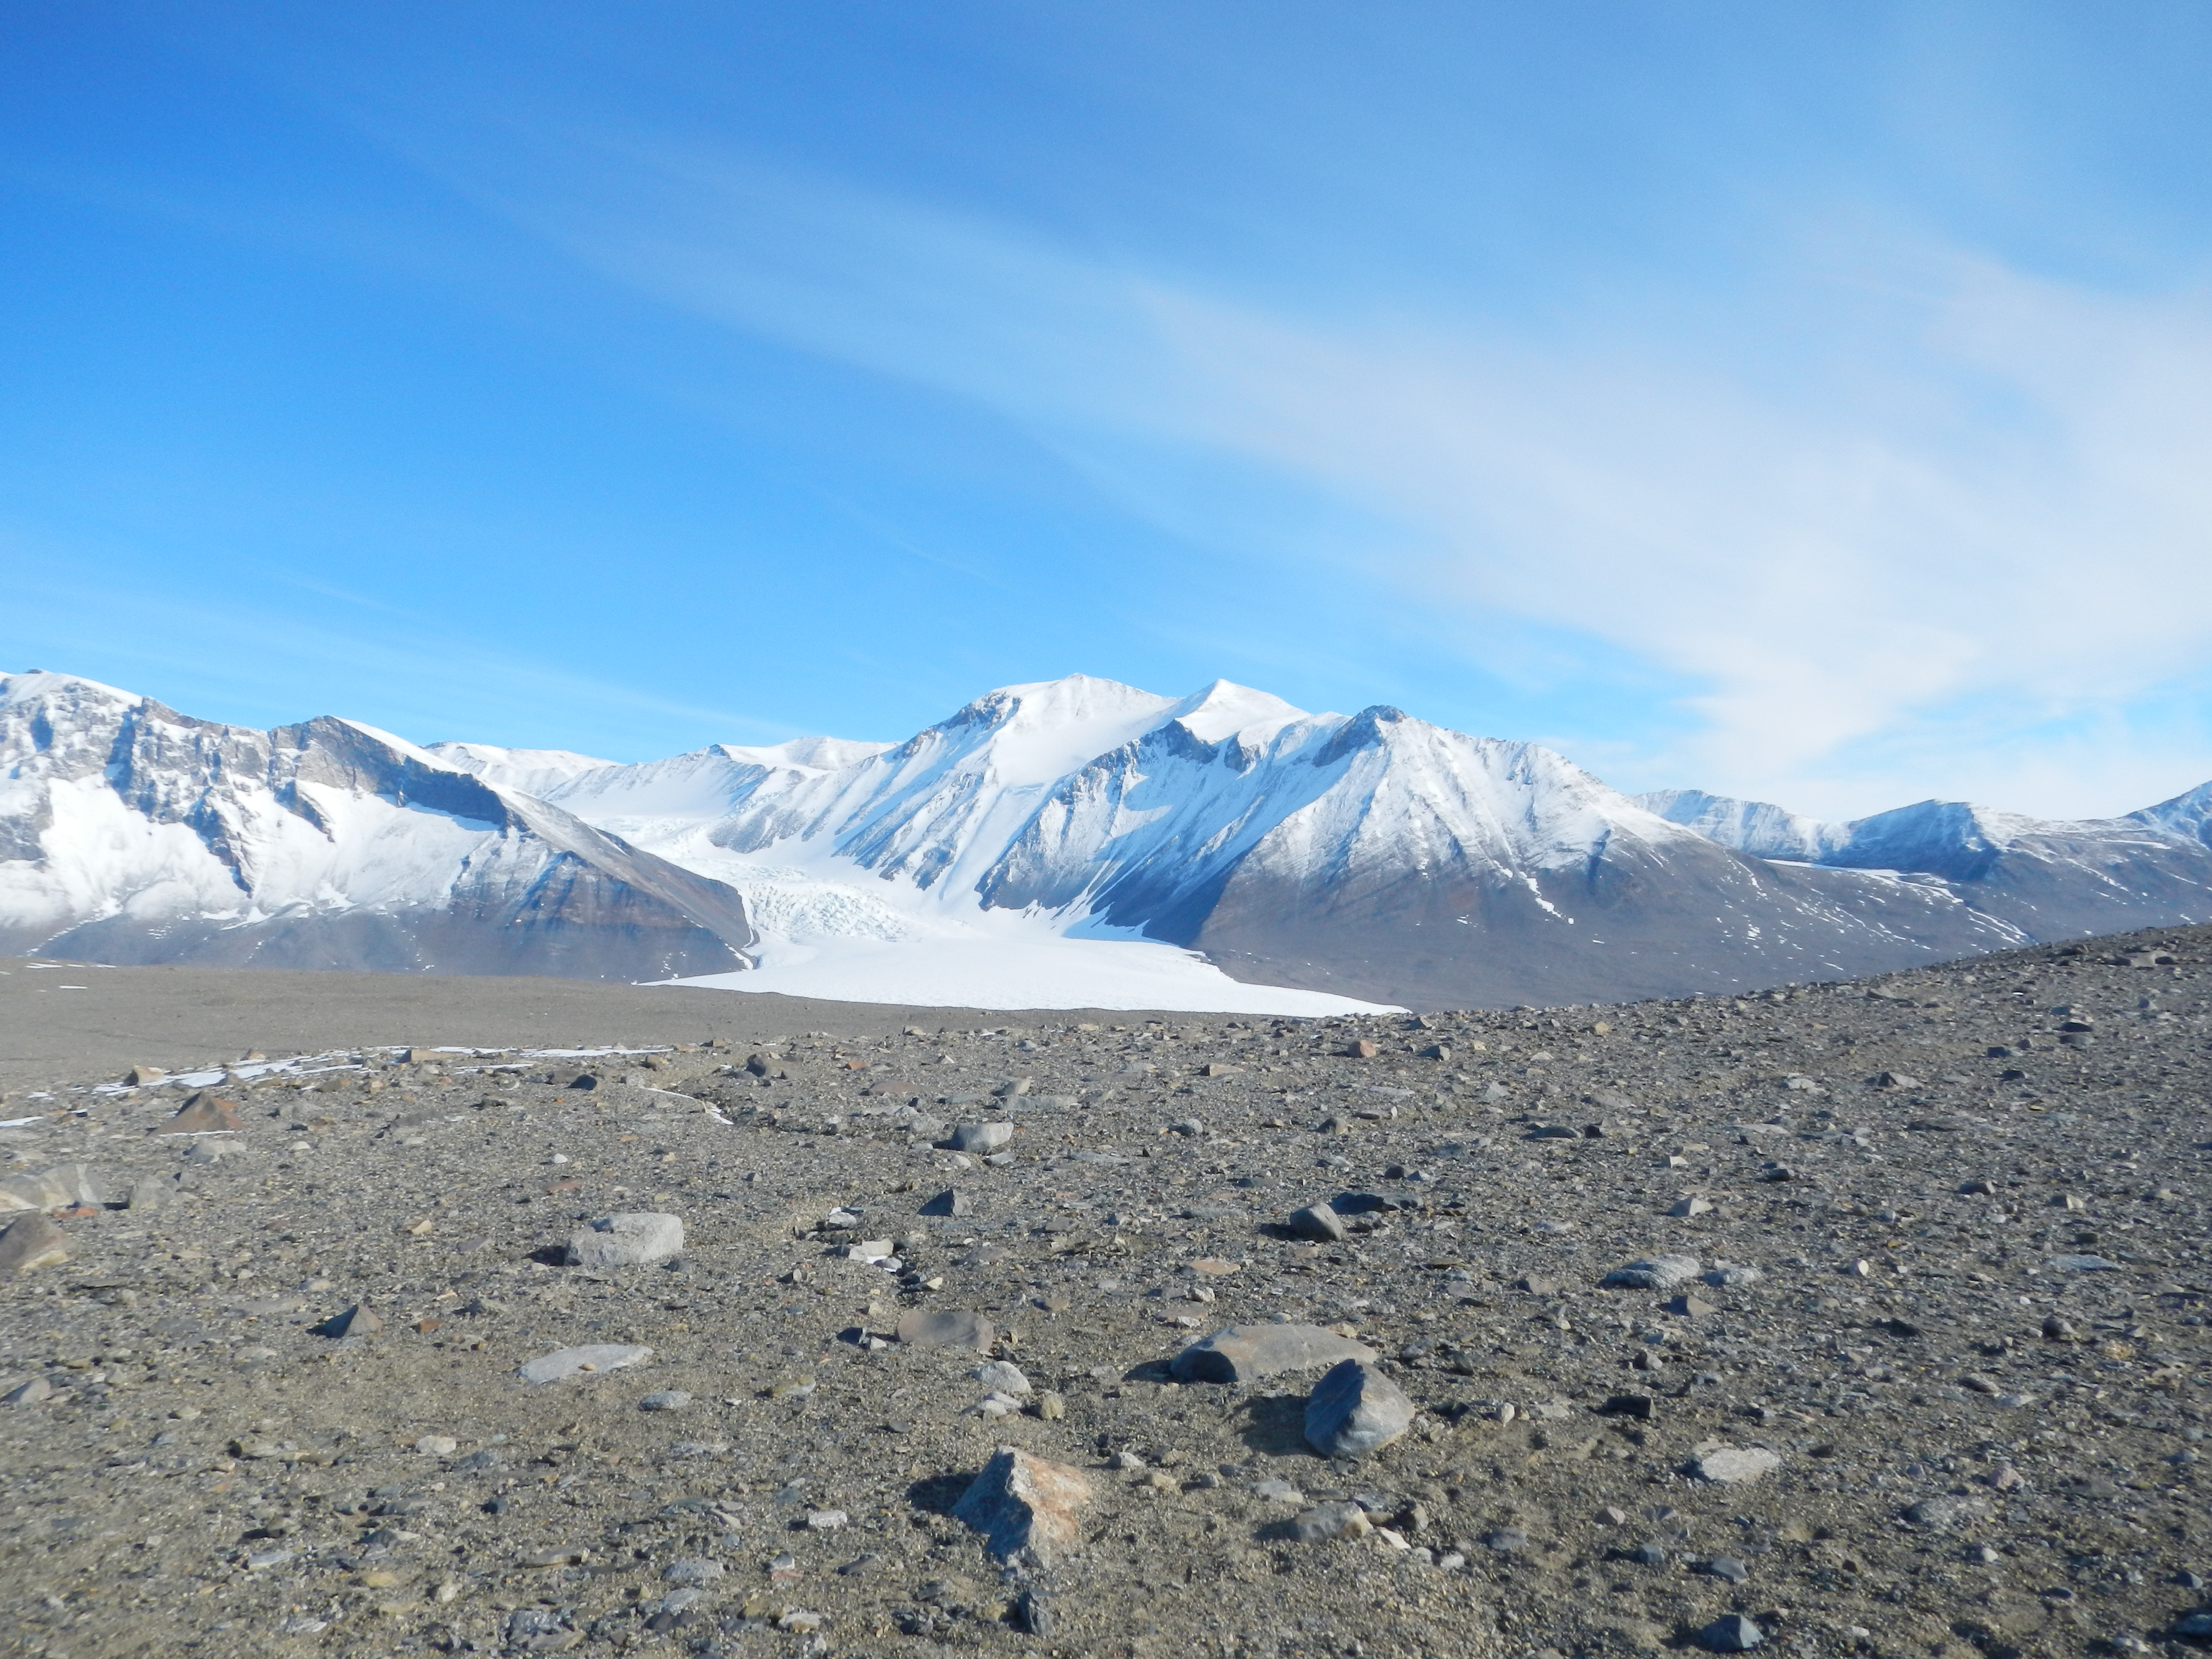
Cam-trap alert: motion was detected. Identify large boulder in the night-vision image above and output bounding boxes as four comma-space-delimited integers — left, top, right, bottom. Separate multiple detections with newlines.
566, 1213, 685, 1269
1169, 1323, 1375, 1384
1303, 1359, 1414, 1458
952, 1447, 1092, 1563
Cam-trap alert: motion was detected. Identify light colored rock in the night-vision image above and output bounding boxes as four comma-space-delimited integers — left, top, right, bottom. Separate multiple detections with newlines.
1289, 1502, 1370, 1542
415, 1435, 458, 1457
311, 1303, 383, 1339
952, 1446, 1092, 1563
565, 1212, 684, 1269
894, 1308, 994, 1350
0, 1171, 68, 1213
1169, 1323, 1376, 1384
663, 1558, 724, 1584
639, 1390, 692, 1412
1304, 1359, 1415, 1458
1603, 1254, 1702, 1291
973, 1360, 1031, 1396
1691, 1446, 1782, 1485
518, 1344, 653, 1384
3, 1376, 53, 1406
1287, 1202, 1346, 1242
948, 1121, 1013, 1154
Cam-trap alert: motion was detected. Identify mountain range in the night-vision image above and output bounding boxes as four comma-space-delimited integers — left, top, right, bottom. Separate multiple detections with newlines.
6, 667, 2210, 1009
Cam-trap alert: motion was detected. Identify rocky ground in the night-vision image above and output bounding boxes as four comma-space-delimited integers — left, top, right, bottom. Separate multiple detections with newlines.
2, 926, 2211, 1659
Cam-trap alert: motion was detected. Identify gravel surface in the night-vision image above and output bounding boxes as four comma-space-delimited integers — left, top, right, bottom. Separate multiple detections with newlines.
2, 925, 2211, 1657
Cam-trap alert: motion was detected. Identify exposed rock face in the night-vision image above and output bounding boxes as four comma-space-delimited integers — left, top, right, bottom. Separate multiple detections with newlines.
0, 672, 755, 981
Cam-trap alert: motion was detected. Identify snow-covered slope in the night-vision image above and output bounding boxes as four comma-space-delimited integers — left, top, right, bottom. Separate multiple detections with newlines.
531, 676, 2038, 1007
422, 741, 614, 798
0, 672, 755, 979
1637, 784, 2212, 941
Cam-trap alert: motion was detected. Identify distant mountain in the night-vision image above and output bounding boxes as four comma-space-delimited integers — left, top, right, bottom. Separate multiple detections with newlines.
517, 674, 2036, 1006
0, 672, 755, 979
1636, 785, 2212, 942
9, 668, 2209, 1007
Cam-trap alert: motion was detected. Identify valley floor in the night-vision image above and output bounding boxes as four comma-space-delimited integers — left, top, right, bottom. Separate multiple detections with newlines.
1, 927, 2209, 1657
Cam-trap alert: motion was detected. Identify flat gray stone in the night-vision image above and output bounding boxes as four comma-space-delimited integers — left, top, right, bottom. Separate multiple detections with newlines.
1287, 1203, 1346, 1242
565, 1212, 684, 1269
518, 1344, 653, 1384
1303, 1359, 1415, 1458
895, 1308, 994, 1351
1602, 1254, 1702, 1291
639, 1390, 692, 1411
948, 1121, 1013, 1154
1169, 1323, 1376, 1384
1691, 1446, 1782, 1485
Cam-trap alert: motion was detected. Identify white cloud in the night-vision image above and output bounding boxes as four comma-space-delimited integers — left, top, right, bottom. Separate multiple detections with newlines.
486, 137, 2212, 818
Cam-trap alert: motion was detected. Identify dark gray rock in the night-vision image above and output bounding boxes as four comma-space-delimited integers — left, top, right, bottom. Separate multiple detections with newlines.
1698, 1613, 1763, 1651
1303, 1359, 1414, 1458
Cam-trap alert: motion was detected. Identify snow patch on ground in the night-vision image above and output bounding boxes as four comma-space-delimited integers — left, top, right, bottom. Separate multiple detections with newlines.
665, 933, 1399, 1015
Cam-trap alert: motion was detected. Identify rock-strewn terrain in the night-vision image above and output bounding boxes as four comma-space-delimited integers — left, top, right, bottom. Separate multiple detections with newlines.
4, 926, 2212, 1658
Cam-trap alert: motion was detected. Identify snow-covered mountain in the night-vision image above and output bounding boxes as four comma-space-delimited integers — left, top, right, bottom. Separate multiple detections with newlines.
0, 672, 755, 980
10, 667, 2210, 1008
513, 674, 2043, 1007
1637, 786, 2212, 942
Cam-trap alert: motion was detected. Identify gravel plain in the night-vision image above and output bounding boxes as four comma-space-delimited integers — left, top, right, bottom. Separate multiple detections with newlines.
2, 927, 2211, 1659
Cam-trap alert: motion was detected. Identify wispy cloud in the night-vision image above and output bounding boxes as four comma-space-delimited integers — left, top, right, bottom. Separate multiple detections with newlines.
427, 129, 2212, 817
0, 538, 796, 756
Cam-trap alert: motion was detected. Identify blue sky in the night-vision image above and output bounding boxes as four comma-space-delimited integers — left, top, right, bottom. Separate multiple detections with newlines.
5, 2, 2211, 819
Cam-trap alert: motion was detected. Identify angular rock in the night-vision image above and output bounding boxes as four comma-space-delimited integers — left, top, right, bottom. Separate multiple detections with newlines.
1699, 1613, 1764, 1652
1287, 1203, 1346, 1242
0, 1170, 69, 1213
948, 1121, 1013, 1154
565, 1212, 684, 1269
45, 1164, 108, 1207
1903, 1494, 1990, 1530
973, 1360, 1031, 1395
518, 1343, 653, 1384
1304, 1359, 1415, 1458
895, 1308, 994, 1351
639, 1390, 692, 1411
0, 1214, 68, 1276
311, 1303, 384, 1339
920, 1188, 971, 1217
1168, 1323, 1376, 1384
1289, 1501, 1371, 1541
1691, 1447, 1781, 1485
1602, 1254, 1702, 1291
3, 1376, 53, 1406
162, 1093, 242, 1135
952, 1446, 1092, 1563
